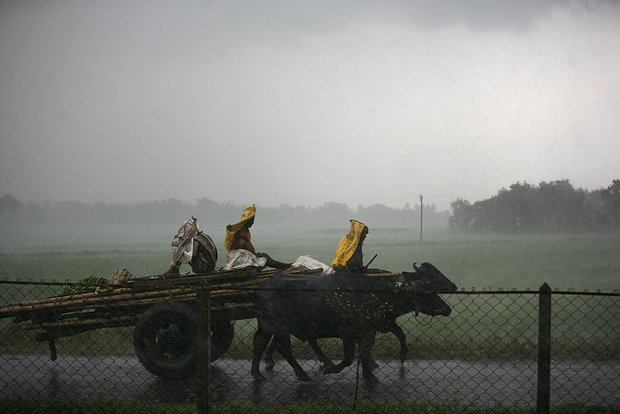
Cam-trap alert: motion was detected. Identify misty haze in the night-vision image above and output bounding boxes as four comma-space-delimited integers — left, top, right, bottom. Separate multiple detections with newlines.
0, 0, 619, 287
1, 1, 619, 211
0, 2, 619, 412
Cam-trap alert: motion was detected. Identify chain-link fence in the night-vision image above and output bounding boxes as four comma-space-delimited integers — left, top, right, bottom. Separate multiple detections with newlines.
0, 278, 618, 413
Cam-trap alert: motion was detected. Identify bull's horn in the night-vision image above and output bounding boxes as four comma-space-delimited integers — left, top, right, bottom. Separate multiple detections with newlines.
413, 262, 419, 271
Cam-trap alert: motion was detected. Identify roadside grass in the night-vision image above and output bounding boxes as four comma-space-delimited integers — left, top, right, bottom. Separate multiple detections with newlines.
0, 398, 617, 414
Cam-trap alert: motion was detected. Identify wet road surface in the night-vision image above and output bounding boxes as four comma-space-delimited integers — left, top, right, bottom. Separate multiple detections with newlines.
1, 355, 618, 408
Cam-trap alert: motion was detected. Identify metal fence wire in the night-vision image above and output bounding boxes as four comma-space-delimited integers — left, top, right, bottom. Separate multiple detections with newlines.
0, 279, 618, 413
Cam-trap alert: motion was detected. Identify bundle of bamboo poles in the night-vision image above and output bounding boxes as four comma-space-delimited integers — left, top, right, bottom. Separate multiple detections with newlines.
0, 268, 320, 320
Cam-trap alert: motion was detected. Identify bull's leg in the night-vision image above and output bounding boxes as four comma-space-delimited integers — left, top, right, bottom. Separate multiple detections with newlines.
308, 338, 335, 368
273, 333, 311, 381
263, 336, 277, 370
251, 323, 271, 381
389, 322, 408, 364
367, 345, 379, 371
323, 337, 356, 375
360, 329, 378, 381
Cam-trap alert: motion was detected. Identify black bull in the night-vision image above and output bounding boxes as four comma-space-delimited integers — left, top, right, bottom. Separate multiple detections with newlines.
251, 262, 457, 381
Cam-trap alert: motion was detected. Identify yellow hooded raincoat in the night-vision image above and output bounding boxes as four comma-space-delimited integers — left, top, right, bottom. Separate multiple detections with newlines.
331, 219, 368, 268
224, 204, 256, 251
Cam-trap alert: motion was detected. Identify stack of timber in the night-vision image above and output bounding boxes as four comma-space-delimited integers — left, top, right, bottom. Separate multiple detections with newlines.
0, 268, 308, 337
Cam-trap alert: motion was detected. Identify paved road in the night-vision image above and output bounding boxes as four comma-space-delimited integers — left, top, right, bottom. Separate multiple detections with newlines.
1, 355, 618, 408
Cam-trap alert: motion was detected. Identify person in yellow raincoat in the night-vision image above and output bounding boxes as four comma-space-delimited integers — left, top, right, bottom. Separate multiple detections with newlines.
224, 204, 291, 270
331, 219, 369, 273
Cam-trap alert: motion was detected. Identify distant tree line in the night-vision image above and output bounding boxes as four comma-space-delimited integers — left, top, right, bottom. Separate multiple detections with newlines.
0, 195, 450, 231
449, 179, 620, 233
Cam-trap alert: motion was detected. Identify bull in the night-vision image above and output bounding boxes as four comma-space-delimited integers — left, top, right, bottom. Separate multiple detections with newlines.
251, 262, 457, 381
262, 317, 407, 370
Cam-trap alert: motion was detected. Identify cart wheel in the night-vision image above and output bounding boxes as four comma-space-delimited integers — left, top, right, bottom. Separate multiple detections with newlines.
133, 302, 234, 379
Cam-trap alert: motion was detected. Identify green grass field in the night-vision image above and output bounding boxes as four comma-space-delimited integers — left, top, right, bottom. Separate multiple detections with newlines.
1, 227, 619, 290
0, 228, 618, 361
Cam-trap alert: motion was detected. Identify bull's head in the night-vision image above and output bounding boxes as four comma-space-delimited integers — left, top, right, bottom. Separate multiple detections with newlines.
400, 262, 457, 317
404, 262, 457, 293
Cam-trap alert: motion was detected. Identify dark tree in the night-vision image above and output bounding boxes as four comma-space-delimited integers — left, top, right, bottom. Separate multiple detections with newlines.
449, 198, 473, 230
448, 179, 620, 233
0, 194, 21, 211
602, 179, 620, 229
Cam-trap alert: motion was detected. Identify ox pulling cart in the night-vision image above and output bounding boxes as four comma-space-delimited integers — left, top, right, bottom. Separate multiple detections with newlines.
0, 267, 402, 379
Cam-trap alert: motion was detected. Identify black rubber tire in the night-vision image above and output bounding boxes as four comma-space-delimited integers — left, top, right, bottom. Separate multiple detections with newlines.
133, 302, 235, 379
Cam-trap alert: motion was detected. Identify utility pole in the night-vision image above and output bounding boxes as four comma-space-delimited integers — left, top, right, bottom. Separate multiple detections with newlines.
419, 194, 423, 244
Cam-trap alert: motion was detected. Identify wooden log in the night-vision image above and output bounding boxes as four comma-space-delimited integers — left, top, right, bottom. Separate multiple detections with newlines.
129, 267, 298, 287
0, 268, 317, 317
0, 275, 271, 319
25, 302, 255, 331
20, 289, 247, 316
4, 267, 273, 307
25, 314, 140, 330
5, 269, 269, 308
0, 288, 195, 318
5, 287, 137, 308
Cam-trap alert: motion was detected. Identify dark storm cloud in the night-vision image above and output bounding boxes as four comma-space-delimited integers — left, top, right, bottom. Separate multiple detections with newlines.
200, 0, 598, 40
170, 0, 618, 63
0, 1, 608, 65
0, 0, 618, 208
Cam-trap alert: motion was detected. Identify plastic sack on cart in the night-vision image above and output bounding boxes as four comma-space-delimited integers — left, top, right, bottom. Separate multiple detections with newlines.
290, 255, 334, 275
223, 249, 268, 271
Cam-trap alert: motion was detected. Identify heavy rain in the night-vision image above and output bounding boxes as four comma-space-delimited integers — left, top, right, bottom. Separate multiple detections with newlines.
0, 1, 619, 412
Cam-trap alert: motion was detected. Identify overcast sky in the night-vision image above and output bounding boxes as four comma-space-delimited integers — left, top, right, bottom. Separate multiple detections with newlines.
1, 0, 619, 211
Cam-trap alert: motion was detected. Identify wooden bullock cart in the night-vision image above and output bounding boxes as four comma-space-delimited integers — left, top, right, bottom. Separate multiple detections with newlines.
0, 267, 400, 379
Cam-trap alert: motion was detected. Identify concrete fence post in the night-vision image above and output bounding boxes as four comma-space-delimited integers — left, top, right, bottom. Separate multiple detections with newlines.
537, 283, 552, 414
197, 288, 211, 414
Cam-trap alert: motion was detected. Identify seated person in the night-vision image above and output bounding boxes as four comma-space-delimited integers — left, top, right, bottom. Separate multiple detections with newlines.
224, 204, 291, 270
331, 219, 369, 273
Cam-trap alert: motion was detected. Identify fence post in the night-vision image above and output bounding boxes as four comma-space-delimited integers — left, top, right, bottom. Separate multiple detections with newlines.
537, 283, 551, 414
197, 288, 211, 414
